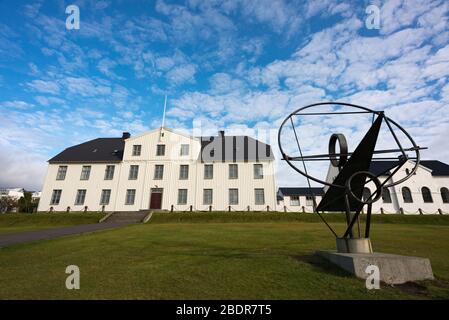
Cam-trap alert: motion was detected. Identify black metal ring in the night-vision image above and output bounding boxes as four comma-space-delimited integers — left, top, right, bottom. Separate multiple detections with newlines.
346, 171, 382, 205
329, 133, 348, 167
277, 101, 421, 189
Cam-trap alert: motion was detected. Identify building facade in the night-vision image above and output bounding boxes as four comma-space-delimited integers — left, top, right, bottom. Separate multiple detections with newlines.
277, 160, 449, 214
38, 127, 277, 213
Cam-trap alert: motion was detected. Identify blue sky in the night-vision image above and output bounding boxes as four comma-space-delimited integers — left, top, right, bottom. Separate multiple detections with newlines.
0, 0, 448, 190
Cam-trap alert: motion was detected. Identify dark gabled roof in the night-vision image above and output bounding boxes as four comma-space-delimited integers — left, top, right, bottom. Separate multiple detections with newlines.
48, 138, 124, 163
369, 160, 449, 176
278, 187, 324, 197
199, 135, 274, 162
420, 160, 449, 176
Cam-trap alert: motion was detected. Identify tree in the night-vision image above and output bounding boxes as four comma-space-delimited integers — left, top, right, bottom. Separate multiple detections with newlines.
18, 192, 37, 213
0, 196, 18, 213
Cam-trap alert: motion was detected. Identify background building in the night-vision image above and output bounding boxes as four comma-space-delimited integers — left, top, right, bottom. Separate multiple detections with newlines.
279, 160, 449, 214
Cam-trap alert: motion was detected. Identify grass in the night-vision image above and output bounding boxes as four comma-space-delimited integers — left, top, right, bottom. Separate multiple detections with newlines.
0, 213, 448, 299
151, 211, 449, 225
0, 213, 104, 234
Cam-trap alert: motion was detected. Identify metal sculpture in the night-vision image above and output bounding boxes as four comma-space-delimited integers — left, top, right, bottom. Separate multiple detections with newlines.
278, 102, 426, 253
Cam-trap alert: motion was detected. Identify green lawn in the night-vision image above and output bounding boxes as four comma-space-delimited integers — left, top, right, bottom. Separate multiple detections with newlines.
0, 213, 104, 234
0, 213, 449, 299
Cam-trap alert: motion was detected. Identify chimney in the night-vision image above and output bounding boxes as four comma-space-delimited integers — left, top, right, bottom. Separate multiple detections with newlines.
122, 132, 131, 139
219, 130, 225, 138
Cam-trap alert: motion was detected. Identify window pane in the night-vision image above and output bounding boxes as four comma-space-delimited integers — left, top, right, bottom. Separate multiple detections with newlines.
422, 187, 433, 203
75, 189, 86, 205
442, 188, 449, 204
229, 164, 238, 179
204, 164, 213, 179
104, 165, 115, 180
402, 187, 413, 203
132, 145, 141, 156
306, 196, 314, 206
229, 189, 238, 205
290, 196, 300, 206
56, 166, 67, 180
100, 189, 111, 205
203, 189, 213, 205
180, 144, 189, 156
254, 164, 263, 179
382, 188, 392, 203
178, 189, 187, 205
179, 165, 189, 180
362, 188, 371, 202
255, 189, 265, 205
50, 189, 62, 205
125, 189, 135, 205
157, 144, 165, 156
154, 165, 164, 179
128, 165, 139, 180
80, 166, 91, 180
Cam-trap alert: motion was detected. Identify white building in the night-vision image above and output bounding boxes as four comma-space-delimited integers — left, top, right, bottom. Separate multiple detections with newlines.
38, 127, 277, 213
0, 188, 25, 199
278, 160, 449, 214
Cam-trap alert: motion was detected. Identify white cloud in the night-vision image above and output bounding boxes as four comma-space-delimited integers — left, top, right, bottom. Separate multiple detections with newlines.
166, 63, 197, 85
27, 79, 60, 94
0, 139, 47, 191
0, 100, 34, 109
64, 77, 111, 97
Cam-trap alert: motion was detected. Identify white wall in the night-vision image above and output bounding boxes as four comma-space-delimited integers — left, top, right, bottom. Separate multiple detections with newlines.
38, 128, 277, 212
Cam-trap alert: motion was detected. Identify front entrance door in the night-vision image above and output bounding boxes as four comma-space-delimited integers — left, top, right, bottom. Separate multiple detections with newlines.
150, 188, 163, 209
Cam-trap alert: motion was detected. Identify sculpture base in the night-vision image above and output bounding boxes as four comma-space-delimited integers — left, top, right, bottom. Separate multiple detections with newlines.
336, 237, 373, 254
316, 251, 434, 284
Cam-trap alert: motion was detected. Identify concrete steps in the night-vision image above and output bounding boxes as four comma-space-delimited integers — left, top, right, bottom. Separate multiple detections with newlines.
103, 211, 150, 224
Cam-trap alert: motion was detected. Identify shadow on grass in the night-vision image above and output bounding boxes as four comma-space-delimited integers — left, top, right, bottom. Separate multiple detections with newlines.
292, 254, 352, 278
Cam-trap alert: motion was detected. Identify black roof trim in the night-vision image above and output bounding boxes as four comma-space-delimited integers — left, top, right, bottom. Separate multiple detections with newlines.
278, 187, 325, 197
370, 160, 449, 176
48, 138, 125, 163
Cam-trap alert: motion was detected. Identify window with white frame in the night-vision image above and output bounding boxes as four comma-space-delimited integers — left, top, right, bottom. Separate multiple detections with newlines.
178, 189, 187, 205
229, 164, 238, 179
203, 189, 213, 205
154, 165, 164, 180
204, 164, 213, 179
179, 165, 189, 180
132, 145, 142, 156
100, 189, 111, 205
229, 188, 239, 205
50, 189, 62, 205
156, 144, 165, 156
104, 165, 115, 180
255, 188, 265, 205
306, 196, 314, 206
80, 166, 91, 180
56, 166, 67, 180
180, 144, 189, 156
254, 164, 263, 179
75, 189, 87, 205
290, 196, 300, 206
128, 165, 139, 180
125, 189, 136, 205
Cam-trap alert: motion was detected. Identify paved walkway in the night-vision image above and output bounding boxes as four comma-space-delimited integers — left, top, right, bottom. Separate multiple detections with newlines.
0, 222, 131, 248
